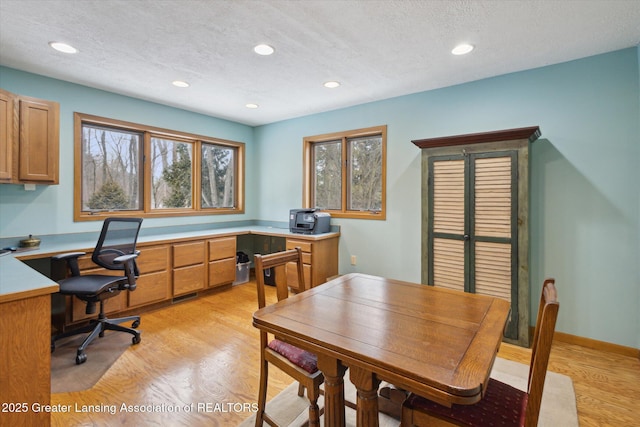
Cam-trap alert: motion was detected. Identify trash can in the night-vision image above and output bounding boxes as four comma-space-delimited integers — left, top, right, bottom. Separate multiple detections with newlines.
233, 251, 250, 285
263, 266, 276, 286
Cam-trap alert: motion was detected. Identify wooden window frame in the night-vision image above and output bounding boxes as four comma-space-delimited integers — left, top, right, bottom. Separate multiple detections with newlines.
74, 113, 245, 221
303, 125, 387, 220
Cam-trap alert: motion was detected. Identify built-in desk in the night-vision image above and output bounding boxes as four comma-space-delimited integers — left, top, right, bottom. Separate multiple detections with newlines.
0, 256, 58, 427
0, 224, 339, 426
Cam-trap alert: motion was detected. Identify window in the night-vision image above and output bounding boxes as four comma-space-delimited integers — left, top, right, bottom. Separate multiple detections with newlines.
150, 137, 193, 209
303, 125, 386, 220
74, 113, 244, 221
201, 142, 235, 209
81, 124, 142, 212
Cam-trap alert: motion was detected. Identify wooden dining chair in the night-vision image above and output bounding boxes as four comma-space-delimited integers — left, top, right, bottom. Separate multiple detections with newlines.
254, 247, 323, 427
401, 278, 559, 427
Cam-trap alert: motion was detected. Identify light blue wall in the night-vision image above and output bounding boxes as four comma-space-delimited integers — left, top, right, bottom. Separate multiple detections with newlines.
1, 48, 638, 349
0, 67, 256, 237
637, 45, 640, 350
254, 48, 640, 349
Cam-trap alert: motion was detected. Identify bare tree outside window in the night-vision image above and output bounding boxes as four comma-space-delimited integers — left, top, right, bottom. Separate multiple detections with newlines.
81, 125, 142, 211
348, 136, 382, 211
313, 140, 342, 210
201, 143, 235, 208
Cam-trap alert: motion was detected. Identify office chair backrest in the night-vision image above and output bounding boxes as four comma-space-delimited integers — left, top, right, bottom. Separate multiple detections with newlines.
92, 217, 143, 272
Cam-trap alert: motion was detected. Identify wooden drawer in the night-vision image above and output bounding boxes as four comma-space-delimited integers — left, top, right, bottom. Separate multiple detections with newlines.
78, 267, 123, 277
173, 264, 205, 296
77, 253, 97, 270
286, 239, 313, 253
173, 241, 205, 268
137, 245, 169, 274
301, 252, 312, 265
286, 262, 311, 292
129, 271, 170, 307
208, 237, 236, 261
208, 258, 236, 288
71, 292, 125, 322
77, 249, 158, 273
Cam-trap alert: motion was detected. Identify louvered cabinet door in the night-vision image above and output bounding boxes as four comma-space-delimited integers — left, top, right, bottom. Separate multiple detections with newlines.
429, 157, 466, 292
472, 154, 515, 298
428, 152, 518, 339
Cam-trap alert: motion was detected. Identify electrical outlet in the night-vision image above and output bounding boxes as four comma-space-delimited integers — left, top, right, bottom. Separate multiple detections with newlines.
350, 255, 357, 265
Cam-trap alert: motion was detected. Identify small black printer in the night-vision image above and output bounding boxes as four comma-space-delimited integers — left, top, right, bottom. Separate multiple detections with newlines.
289, 209, 331, 234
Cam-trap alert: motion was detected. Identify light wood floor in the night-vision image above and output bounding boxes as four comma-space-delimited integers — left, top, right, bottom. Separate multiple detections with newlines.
51, 280, 640, 426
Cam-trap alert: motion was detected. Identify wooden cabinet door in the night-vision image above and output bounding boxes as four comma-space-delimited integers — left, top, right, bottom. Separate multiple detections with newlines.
286, 262, 311, 292
137, 245, 170, 274
0, 295, 52, 427
208, 258, 236, 288
286, 239, 312, 290
0, 89, 15, 181
71, 291, 126, 322
285, 237, 338, 290
208, 237, 236, 288
18, 96, 59, 183
173, 241, 205, 268
130, 271, 170, 307
174, 264, 205, 296
129, 245, 170, 307
208, 236, 236, 261
173, 241, 205, 296
70, 261, 125, 322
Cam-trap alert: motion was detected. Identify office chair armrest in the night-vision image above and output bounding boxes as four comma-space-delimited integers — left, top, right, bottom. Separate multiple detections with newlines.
114, 253, 139, 291
52, 252, 87, 277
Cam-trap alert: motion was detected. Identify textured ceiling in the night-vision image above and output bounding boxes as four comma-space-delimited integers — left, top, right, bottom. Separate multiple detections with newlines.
1, 0, 639, 126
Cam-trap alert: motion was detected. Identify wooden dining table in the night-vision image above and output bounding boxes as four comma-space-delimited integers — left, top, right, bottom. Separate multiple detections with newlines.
252, 273, 511, 426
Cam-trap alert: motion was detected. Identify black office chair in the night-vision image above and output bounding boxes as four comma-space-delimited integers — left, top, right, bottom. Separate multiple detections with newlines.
51, 217, 143, 364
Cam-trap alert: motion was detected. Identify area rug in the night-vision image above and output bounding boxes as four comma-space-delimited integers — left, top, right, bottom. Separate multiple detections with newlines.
50, 331, 132, 393
240, 357, 578, 426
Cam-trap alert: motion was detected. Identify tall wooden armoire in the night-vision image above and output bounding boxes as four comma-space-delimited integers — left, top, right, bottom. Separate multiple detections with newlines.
413, 127, 540, 347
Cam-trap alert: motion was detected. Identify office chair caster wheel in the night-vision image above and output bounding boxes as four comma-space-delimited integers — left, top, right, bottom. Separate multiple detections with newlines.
76, 353, 87, 365
132, 334, 141, 345
132, 319, 140, 328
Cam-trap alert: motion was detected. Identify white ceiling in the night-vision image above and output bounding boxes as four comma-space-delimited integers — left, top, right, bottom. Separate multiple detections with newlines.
1, 0, 639, 126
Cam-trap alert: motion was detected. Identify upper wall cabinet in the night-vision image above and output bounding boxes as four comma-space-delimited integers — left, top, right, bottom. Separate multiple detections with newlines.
0, 89, 60, 185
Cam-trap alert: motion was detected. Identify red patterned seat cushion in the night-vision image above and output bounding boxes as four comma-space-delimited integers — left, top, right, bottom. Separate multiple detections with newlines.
268, 339, 319, 374
405, 378, 528, 427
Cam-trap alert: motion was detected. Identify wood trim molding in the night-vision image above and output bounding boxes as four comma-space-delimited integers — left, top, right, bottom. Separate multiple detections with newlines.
535, 328, 640, 359
412, 126, 541, 149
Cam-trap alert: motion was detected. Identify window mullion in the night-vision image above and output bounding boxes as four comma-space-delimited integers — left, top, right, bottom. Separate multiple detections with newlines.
193, 141, 201, 210
342, 137, 348, 213
143, 132, 151, 213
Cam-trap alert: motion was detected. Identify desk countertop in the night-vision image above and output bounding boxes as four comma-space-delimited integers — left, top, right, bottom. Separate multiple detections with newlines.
0, 225, 339, 304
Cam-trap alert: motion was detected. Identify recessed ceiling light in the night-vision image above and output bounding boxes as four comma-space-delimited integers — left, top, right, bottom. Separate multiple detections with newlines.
246, 103, 259, 109
49, 41, 78, 54
323, 81, 341, 89
172, 80, 190, 88
253, 44, 275, 56
451, 43, 474, 55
